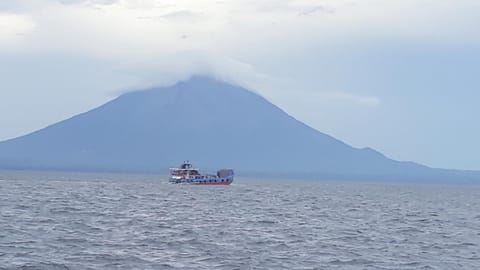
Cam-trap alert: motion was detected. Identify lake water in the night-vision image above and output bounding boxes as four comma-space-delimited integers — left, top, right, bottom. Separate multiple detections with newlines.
0, 171, 479, 269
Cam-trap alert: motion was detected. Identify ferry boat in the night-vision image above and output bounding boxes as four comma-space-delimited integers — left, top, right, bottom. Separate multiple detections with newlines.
169, 161, 234, 185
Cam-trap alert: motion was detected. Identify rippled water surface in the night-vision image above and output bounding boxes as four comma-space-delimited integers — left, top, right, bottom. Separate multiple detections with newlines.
0, 171, 479, 269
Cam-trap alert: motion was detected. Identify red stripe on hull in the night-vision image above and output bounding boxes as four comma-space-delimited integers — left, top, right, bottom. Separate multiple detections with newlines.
194, 181, 233, 185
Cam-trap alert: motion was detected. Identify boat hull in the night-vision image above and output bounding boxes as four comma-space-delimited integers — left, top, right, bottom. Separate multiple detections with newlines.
169, 176, 234, 185
192, 180, 233, 185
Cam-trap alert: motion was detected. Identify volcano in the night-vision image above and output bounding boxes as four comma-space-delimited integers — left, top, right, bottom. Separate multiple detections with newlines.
0, 76, 478, 182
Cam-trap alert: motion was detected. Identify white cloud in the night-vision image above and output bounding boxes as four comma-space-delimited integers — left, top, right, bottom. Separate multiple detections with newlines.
0, 13, 35, 44
109, 50, 274, 94
59, 0, 119, 5
3, 0, 478, 58
157, 10, 203, 23
1, 1, 478, 102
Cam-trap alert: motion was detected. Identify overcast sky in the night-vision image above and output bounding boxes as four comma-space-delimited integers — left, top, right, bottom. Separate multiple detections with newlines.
1, 0, 479, 170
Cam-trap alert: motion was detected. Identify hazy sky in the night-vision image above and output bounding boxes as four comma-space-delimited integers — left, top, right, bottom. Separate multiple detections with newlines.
1, 0, 479, 170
